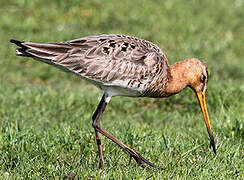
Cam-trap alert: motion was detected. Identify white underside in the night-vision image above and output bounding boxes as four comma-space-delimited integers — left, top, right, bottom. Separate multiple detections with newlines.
100, 83, 142, 97
85, 78, 143, 103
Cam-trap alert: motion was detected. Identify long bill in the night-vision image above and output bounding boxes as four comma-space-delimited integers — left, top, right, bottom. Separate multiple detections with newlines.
196, 91, 216, 154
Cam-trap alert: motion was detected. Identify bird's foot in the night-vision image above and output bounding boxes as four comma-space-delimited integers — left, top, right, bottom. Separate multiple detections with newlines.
132, 154, 156, 168
99, 159, 106, 169
126, 148, 158, 169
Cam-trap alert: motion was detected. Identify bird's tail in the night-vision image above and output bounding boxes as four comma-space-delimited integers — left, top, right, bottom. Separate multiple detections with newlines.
10, 39, 72, 62
10, 39, 33, 57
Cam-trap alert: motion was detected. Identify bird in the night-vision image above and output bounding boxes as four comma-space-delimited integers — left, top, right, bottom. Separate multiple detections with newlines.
10, 34, 216, 168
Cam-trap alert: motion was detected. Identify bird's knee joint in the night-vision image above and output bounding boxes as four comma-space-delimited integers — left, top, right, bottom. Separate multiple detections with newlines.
92, 122, 100, 129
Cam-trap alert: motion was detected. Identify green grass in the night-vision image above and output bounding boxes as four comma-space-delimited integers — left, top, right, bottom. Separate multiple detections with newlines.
0, 0, 243, 179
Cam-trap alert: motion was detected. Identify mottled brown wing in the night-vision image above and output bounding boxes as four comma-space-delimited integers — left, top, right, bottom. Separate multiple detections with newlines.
12, 34, 169, 92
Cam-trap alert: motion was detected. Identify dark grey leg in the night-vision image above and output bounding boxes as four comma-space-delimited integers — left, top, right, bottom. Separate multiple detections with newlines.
92, 94, 157, 168
92, 94, 107, 168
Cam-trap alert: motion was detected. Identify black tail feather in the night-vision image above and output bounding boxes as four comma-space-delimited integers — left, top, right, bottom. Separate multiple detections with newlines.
10, 39, 33, 57
10, 39, 24, 47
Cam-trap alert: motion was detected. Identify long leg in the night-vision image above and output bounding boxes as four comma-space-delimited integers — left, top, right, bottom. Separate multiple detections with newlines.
92, 94, 107, 168
92, 94, 157, 168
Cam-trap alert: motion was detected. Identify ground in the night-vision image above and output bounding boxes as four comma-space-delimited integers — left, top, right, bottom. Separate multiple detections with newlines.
0, 0, 243, 179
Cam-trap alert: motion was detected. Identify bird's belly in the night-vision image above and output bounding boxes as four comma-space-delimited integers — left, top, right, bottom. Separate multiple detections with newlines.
99, 84, 143, 97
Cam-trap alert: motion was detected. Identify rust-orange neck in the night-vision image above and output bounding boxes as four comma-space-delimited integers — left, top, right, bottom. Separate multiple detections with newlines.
164, 59, 193, 96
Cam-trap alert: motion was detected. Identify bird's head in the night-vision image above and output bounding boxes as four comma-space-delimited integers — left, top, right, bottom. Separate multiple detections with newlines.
187, 58, 216, 154
187, 58, 209, 93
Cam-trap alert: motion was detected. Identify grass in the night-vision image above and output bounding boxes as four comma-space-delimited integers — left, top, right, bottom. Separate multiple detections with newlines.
0, 0, 243, 179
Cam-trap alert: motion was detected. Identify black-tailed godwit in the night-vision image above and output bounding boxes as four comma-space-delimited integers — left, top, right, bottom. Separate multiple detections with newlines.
10, 34, 216, 168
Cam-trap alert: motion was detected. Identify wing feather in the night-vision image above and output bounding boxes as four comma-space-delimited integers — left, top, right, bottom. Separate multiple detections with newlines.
11, 34, 169, 94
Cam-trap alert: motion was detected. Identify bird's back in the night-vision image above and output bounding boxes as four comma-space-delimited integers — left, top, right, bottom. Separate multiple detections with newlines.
11, 34, 169, 97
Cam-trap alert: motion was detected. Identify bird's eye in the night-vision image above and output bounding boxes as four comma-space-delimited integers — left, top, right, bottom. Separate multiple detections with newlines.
201, 74, 206, 83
